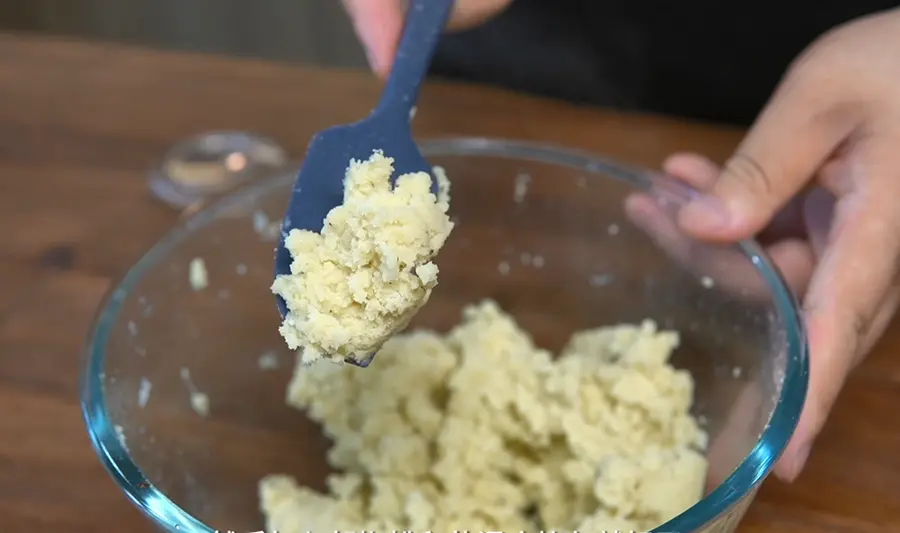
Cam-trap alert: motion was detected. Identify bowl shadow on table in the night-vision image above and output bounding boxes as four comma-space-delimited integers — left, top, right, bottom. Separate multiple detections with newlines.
99, 152, 783, 532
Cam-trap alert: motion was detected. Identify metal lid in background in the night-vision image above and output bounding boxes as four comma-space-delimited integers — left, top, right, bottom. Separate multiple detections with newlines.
149, 131, 290, 209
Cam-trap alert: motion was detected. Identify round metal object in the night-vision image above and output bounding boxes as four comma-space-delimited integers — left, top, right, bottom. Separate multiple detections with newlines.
148, 131, 289, 208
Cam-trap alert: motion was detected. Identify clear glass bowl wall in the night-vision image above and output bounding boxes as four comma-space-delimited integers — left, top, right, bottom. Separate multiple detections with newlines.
82, 138, 807, 533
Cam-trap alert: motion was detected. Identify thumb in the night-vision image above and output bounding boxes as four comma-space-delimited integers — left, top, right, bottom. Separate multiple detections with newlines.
342, 0, 405, 78
677, 62, 859, 241
344, 0, 513, 78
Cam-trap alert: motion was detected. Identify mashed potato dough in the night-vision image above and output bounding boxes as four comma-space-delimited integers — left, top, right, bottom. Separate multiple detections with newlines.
272, 151, 453, 365
260, 301, 708, 533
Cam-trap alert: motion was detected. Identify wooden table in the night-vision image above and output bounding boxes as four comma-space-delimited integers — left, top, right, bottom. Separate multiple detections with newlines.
0, 32, 897, 533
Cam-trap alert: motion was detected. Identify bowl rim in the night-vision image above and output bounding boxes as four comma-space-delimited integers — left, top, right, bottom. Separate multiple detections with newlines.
81, 136, 809, 533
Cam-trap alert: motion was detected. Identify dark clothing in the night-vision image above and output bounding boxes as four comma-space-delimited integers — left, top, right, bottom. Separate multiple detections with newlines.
431, 0, 899, 125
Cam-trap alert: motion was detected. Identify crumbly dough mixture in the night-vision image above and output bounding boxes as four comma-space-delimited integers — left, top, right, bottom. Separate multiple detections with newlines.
260, 301, 708, 533
272, 151, 453, 365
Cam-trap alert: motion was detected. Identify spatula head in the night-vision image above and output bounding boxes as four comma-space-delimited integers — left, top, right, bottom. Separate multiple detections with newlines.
272, 113, 438, 366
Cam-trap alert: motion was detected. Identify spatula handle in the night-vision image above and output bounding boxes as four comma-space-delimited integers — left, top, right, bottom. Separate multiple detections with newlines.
375, 0, 455, 119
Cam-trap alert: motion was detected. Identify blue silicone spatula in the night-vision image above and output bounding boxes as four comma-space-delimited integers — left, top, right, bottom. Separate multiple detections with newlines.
273, 0, 454, 367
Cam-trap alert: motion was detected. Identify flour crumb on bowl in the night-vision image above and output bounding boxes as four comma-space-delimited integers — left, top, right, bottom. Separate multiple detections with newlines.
180, 367, 210, 417
138, 377, 152, 408
189, 392, 210, 417
258, 351, 279, 370
253, 210, 281, 241
590, 273, 614, 287
114, 424, 129, 452
513, 172, 531, 203
188, 257, 208, 290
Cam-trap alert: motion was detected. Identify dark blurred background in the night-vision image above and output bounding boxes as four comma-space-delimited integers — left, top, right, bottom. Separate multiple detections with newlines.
2, 0, 369, 68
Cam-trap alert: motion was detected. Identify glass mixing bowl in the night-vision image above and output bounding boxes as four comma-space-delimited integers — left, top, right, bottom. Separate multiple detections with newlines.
82, 138, 808, 533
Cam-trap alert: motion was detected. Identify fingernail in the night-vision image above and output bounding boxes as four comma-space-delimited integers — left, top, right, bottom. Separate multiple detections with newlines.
680, 195, 731, 231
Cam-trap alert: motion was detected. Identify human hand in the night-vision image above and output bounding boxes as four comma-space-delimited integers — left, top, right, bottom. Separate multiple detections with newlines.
666, 8, 900, 483
624, 161, 820, 301
341, 0, 513, 77
624, 155, 827, 488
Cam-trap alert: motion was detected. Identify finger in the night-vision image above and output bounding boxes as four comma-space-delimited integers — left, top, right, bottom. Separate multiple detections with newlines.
704, 383, 762, 491
624, 192, 813, 297
447, 0, 514, 30
343, 0, 512, 77
342, 0, 405, 77
658, 154, 815, 295
761, 240, 815, 297
801, 186, 836, 257
678, 61, 861, 241
858, 286, 900, 356
665, 152, 811, 244
775, 147, 900, 482
663, 152, 720, 189
773, 286, 900, 482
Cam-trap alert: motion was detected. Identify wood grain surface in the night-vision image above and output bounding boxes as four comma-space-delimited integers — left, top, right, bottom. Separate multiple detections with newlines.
0, 32, 898, 533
